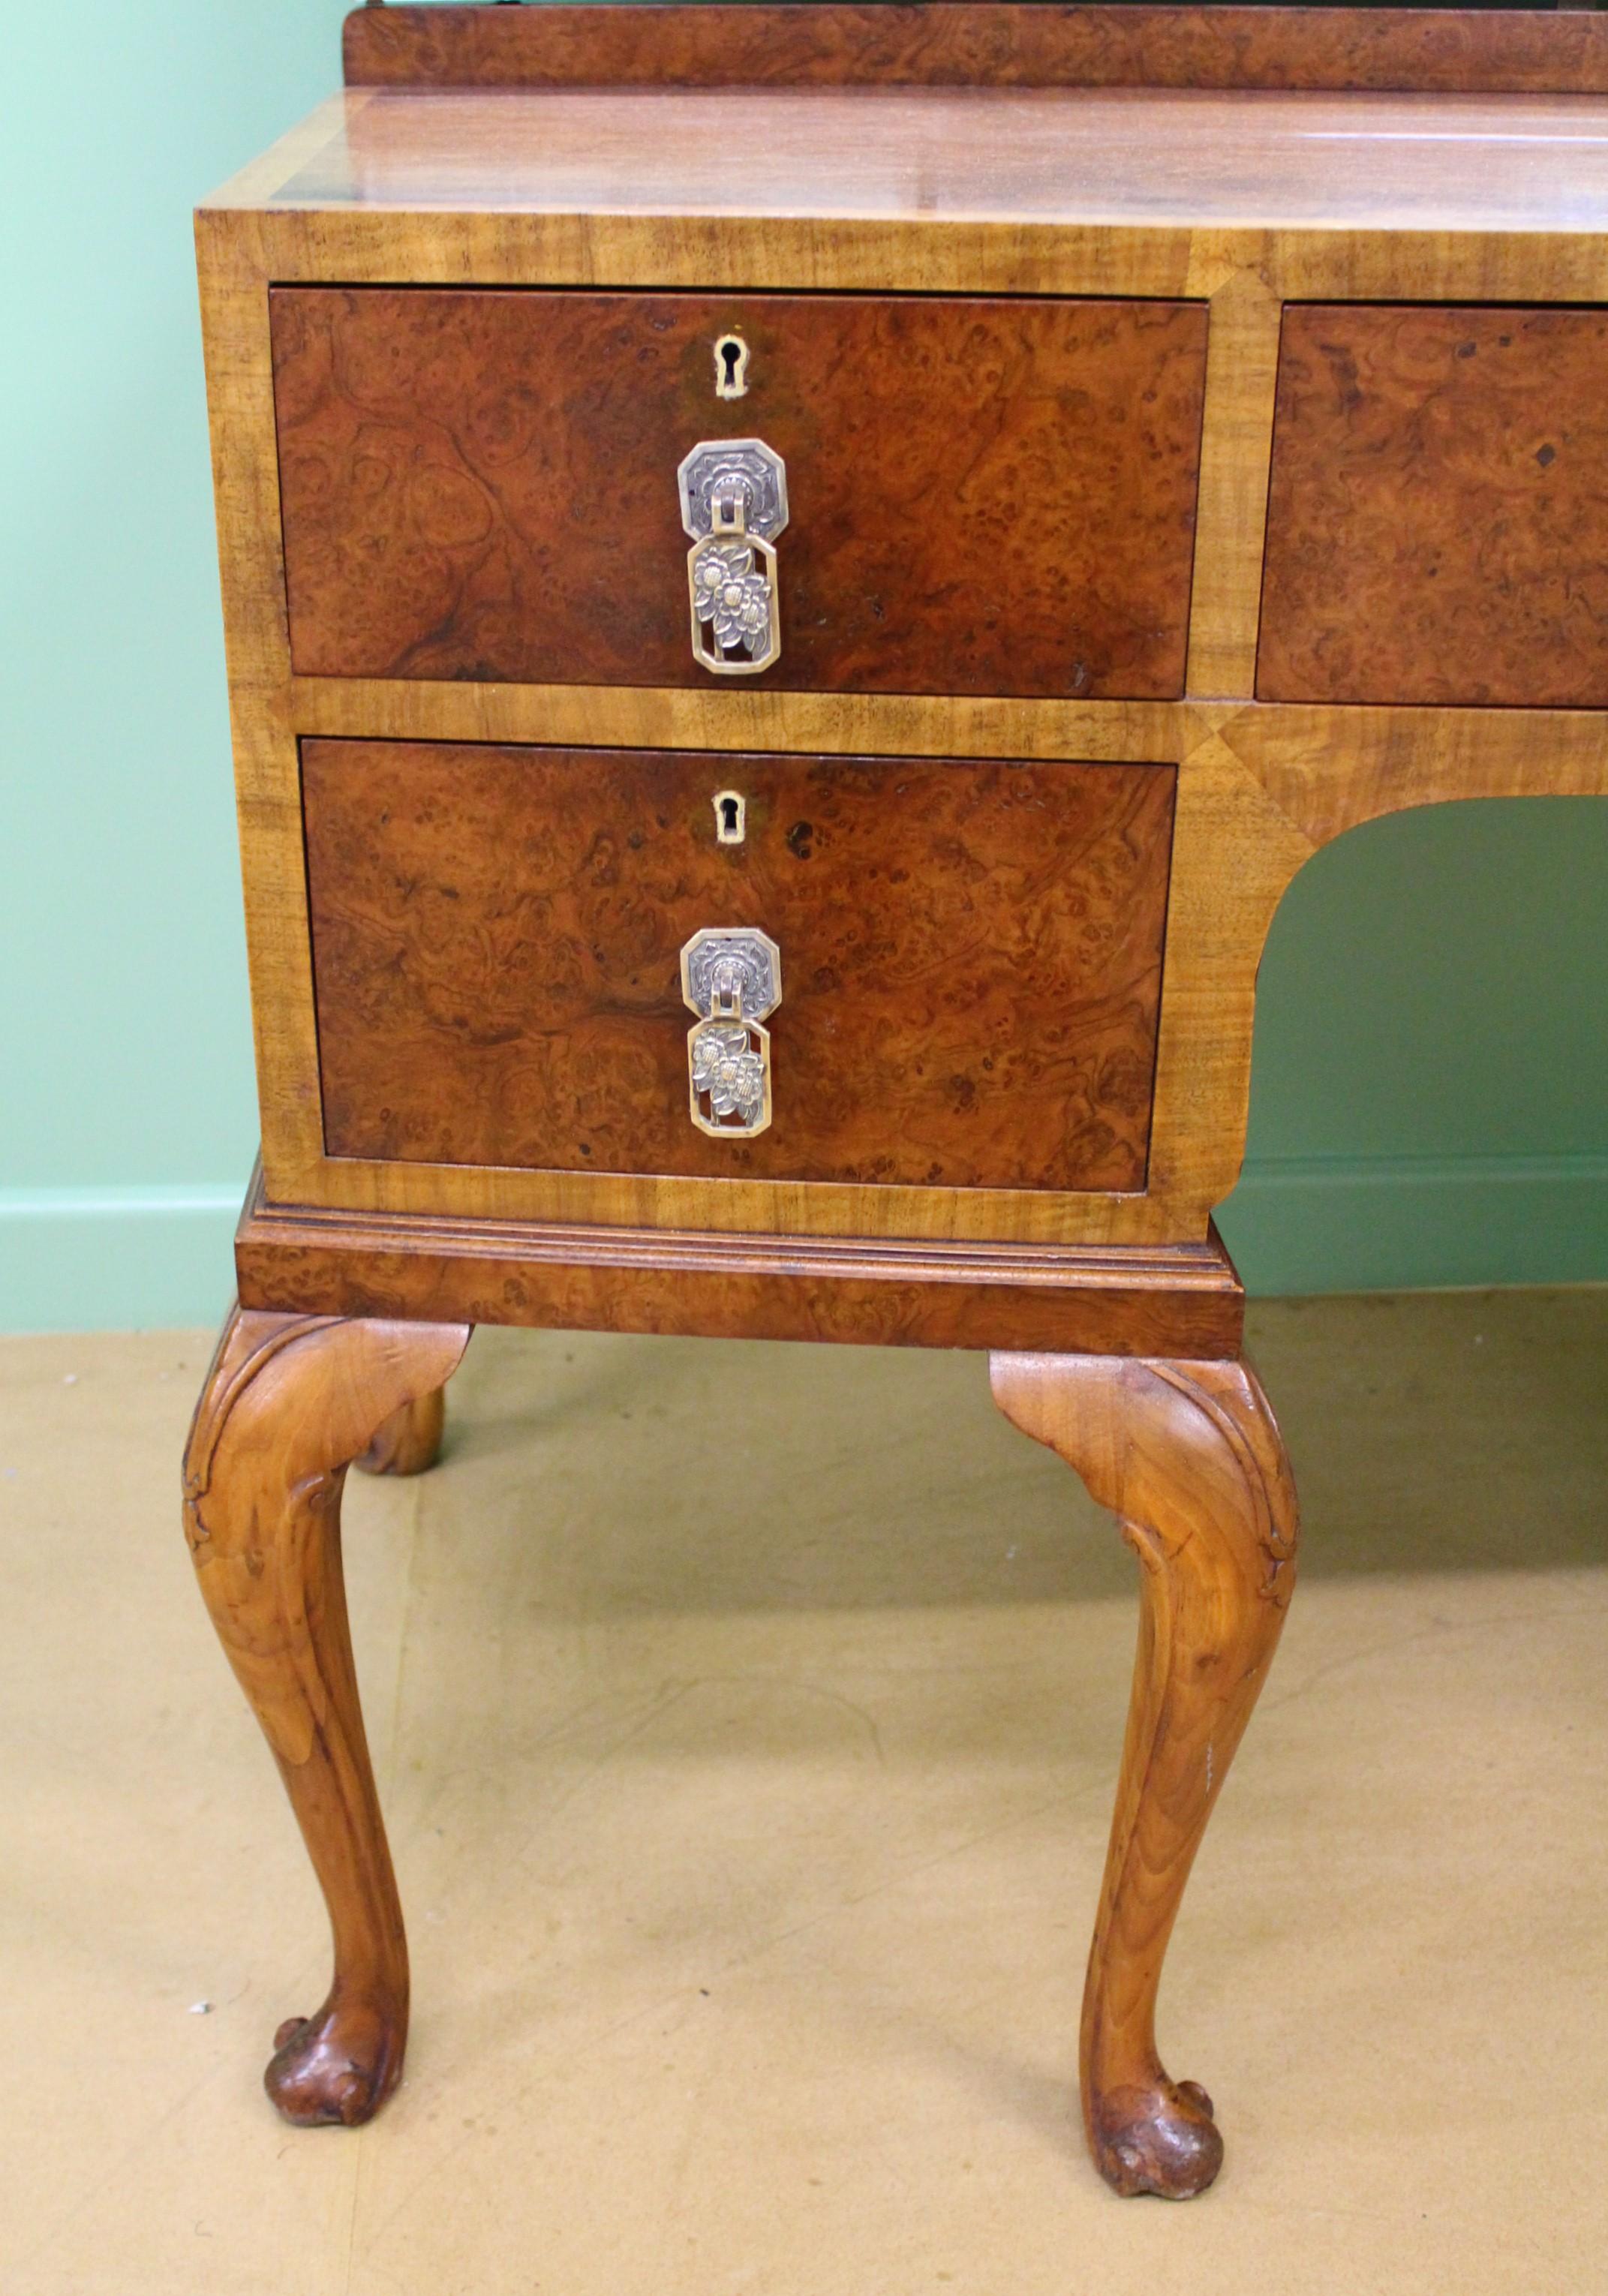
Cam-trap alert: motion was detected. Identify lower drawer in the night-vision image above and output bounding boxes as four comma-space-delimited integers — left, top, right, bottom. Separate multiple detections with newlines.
302, 740, 1176, 1195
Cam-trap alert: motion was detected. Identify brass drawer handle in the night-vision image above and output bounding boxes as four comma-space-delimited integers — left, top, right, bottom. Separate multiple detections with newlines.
680, 927, 782, 1137
678, 439, 787, 675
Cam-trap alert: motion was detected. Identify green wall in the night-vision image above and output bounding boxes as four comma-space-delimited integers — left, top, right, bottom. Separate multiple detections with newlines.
1219, 797, 1608, 1294
3, 3, 1604, 1330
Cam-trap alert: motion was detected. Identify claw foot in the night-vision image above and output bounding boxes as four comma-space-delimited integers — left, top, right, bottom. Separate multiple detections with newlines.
1093, 2078, 1223, 2199
265, 1998, 404, 2127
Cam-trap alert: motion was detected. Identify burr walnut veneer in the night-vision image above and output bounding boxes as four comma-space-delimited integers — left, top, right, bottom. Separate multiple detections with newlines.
188, 3, 1608, 2206
275, 288, 1209, 697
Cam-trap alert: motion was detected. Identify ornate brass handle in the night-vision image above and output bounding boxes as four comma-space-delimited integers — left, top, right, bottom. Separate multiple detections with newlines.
677, 440, 787, 675
680, 927, 781, 1137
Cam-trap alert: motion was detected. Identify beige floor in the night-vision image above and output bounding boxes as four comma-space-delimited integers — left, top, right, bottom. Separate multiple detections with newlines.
2, 1293, 1606, 2295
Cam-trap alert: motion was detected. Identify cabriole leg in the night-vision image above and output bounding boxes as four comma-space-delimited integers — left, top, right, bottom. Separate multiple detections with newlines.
183, 1303, 472, 2126
356, 1387, 449, 1477
990, 1350, 1299, 2198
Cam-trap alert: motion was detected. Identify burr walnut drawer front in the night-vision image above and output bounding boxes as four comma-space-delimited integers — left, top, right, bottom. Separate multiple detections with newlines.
271, 289, 1209, 700
301, 739, 1177, 1192
1258, 305, 1608, 707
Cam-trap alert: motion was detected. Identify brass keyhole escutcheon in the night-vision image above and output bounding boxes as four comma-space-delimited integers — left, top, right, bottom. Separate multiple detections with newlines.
714, 332, 750, 399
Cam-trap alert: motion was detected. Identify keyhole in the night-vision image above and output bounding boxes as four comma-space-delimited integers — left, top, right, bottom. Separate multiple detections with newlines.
714, 789, 746, 843
714, 333, 750, 400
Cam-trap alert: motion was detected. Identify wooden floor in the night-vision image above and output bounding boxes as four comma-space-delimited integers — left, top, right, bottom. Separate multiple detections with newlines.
2, 1292, 1605, 2292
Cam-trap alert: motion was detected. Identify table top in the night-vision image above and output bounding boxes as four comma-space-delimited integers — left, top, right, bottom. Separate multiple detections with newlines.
208, 83, 1608, 236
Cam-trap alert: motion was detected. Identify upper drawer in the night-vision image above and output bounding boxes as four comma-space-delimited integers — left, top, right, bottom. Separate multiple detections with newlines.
270, 289, 1208, 700
1259, 305, 1608, 708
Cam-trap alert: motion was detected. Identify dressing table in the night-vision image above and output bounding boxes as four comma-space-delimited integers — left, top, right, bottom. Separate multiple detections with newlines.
184, 3, 1608, 2198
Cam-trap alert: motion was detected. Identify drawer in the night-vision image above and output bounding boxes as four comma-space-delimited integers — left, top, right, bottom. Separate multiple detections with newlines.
1258, 305, 1608, 707
272, 290, 1209, 700
302, 740, 1176, 1192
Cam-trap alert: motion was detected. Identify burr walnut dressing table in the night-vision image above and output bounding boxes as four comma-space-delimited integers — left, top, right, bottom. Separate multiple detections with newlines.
185, 2, 1608, 2200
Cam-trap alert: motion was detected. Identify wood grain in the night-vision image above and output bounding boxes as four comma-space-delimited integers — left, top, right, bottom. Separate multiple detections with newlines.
1259, 304, 1608, 708
303, 739, 1175, 1194
344, 6, 1608, 98
290, 674, 1191, 764
233, 1174, 1246, 1357
1183, 269, 1283, 699
245, 89, 1608, 281
182, 1302, 471, 2125
1228, 699, 1608, 850
272, 287, 1207, 701
990, 1347, 1297, 2198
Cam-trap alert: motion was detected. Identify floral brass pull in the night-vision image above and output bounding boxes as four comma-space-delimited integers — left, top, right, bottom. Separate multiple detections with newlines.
677, 440, 787, 675
680, 927, 782, 1137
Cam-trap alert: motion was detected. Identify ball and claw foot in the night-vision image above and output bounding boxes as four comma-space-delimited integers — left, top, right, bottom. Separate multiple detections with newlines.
264, 1999, 404, 2128
1093, 2078, 1223, 2199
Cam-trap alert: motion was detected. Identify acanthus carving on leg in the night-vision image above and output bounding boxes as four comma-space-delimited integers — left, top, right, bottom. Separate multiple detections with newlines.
184, 1303, 471, 2126
990, 1350, 1299, 2198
